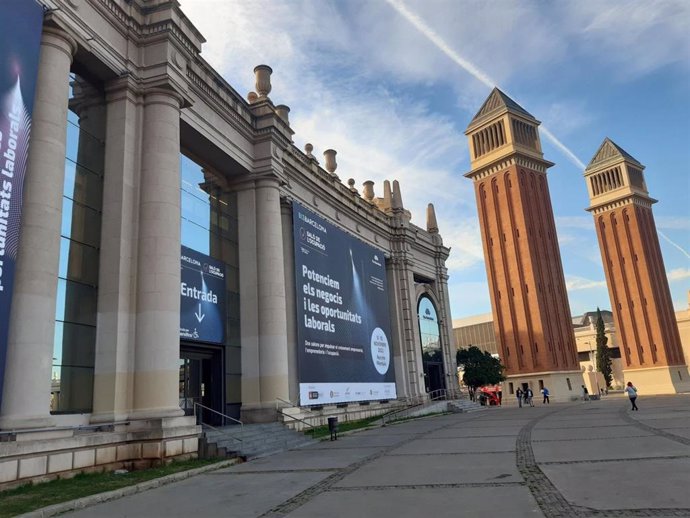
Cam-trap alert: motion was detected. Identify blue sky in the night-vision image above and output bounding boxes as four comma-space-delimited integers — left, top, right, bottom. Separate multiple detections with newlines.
182, 0, 690, 319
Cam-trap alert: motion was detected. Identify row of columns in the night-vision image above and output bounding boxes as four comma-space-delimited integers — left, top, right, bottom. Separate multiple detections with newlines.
0, 25, 292, 429
0, 27, 186, 428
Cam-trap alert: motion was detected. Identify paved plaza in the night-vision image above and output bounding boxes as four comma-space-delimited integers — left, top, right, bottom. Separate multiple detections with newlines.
66, 395, 690, 518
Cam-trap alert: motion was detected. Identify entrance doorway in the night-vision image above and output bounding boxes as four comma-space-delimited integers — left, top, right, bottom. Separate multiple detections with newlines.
425, 362, 446, 396
179, 345, 223, 425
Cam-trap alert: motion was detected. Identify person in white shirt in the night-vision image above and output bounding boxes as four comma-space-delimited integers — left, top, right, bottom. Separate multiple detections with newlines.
624, 381, 638, 411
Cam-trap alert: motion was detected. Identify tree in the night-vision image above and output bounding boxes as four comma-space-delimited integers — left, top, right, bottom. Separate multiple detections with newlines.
595, 308, 613, 388
456, 346, 506, 396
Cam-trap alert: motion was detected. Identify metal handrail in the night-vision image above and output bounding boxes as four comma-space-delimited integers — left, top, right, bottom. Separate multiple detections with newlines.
193, 402, 244, 444
276, 408, 318, 436
275, 397, 313, 411
379, 390, 455, 426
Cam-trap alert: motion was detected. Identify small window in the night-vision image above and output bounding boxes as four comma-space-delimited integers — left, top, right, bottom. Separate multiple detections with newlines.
538, 380, 544, 390
509, 382, 514, 394
566, 378, 572, 391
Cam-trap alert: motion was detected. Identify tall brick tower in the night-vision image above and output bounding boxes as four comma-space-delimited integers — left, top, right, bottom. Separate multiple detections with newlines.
585, 138, 690, 393
464, 88, 580, 397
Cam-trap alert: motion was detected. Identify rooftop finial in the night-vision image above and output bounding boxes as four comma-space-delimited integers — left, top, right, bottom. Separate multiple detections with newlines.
382, 180, 392, 210
247, 91, 258, 103
392, 180, 404, 209
323, 149, 337, 174
275, 104, 290, 123
254, 65, 272, 98
304, 143, 314, 158
426, 203, 439, 233
362, 180, 375, 202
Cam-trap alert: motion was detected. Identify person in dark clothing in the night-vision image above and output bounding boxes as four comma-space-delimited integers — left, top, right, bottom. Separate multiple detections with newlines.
515, 388, 523, 408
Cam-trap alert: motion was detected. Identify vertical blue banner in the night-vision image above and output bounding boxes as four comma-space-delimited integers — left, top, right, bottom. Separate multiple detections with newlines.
0, 0, 44, 406
180, 246, 226, 344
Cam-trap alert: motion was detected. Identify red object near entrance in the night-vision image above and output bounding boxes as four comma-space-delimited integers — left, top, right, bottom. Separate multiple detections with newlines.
477, 386, 501, 406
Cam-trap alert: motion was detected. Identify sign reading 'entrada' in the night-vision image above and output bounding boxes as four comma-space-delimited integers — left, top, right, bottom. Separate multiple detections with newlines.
180, 246, 226, 344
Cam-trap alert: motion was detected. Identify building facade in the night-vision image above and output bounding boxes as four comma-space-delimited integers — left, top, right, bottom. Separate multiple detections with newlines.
0, 0, 455, 486
584, 139, 690, 393
453, 310, 628, 397
463, 88, 580, 397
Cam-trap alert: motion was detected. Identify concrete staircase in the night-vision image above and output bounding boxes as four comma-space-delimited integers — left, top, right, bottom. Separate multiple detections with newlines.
200, 422, 318, 460
446, 399, 487, 413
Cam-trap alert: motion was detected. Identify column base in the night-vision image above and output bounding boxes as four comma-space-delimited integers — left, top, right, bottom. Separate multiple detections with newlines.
90, 411, 131, 424
240, 402, 279, 423
0, 414, 55, 431
622, 365, 690, 394
128, 406, 184, 420
503, 370, 582, 402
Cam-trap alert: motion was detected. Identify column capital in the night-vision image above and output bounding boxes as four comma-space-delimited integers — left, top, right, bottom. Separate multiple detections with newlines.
143, 88, 185, 109
41, 26, 78, 62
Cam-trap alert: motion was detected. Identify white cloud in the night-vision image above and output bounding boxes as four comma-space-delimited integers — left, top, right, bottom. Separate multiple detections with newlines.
556, 216, 593, 229
565, 275, 608, 291
657, 217, 690, 230
667, 268, 690, 282
566, 0, 690, 77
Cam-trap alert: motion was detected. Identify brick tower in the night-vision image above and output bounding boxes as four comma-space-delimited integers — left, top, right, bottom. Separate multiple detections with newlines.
464, 88, 580, 397
585, 138, 690, 393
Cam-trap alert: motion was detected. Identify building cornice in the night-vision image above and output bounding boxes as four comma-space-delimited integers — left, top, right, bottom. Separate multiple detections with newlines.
464, 153, 552, 182
586, 193, 657, 215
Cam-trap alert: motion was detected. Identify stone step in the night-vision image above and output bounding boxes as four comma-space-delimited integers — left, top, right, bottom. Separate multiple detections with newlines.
201, 422, 318, 460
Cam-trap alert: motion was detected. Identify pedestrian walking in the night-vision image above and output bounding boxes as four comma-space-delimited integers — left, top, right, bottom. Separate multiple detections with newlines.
516, 388, 523, 408
498, 389, 503, 406
541, 387, 550, 404
582, 385, 589, 401
526, 387, 534, 407
624, 381, 639, 411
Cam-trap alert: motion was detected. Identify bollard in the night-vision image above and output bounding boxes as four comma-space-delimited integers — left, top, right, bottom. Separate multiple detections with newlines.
328, 416, 338, 441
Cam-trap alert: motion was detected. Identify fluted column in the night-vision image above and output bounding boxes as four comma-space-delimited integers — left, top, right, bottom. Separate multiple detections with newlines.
131, 90, 183, 418
0, 28, 77, 429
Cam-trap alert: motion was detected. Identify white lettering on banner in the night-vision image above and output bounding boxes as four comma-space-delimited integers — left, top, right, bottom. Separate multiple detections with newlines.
0, 92, 23, 293
180, 282, 218, 303
299, 265, 362, 334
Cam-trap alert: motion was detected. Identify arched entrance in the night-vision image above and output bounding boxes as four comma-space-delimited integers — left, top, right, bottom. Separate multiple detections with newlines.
418, 296, 446, 395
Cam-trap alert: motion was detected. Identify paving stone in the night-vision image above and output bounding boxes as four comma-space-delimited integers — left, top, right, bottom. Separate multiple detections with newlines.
285, 486, 544, 518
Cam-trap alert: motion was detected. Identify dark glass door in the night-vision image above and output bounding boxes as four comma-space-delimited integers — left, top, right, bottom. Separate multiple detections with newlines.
179, 345, 224, 425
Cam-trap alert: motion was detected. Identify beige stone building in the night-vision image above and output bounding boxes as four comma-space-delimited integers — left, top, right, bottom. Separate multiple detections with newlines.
454, 305, 690, 396
584, 139, 690, 393
463, 89, 580, 398
0, 0, 455, 487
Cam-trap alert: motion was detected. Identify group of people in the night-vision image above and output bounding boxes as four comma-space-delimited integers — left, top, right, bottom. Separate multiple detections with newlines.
515, 386, 550, 407
513, 382, 639, 410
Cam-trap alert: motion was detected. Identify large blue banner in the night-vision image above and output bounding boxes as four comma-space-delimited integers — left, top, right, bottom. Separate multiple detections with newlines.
293, 202, 396, 405
180, 246, 226, 344
0, 0, 44, 407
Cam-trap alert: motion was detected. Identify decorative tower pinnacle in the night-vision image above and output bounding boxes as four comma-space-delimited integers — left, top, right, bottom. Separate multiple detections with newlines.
465, 87, 552, 176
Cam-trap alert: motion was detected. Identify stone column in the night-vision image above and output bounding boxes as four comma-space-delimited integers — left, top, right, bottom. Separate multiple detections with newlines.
255, 178, 290, 409
91, 79, 142, 422
0, 28, 77, 429
130, 89, 183, 419
239, 177, 290, 420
